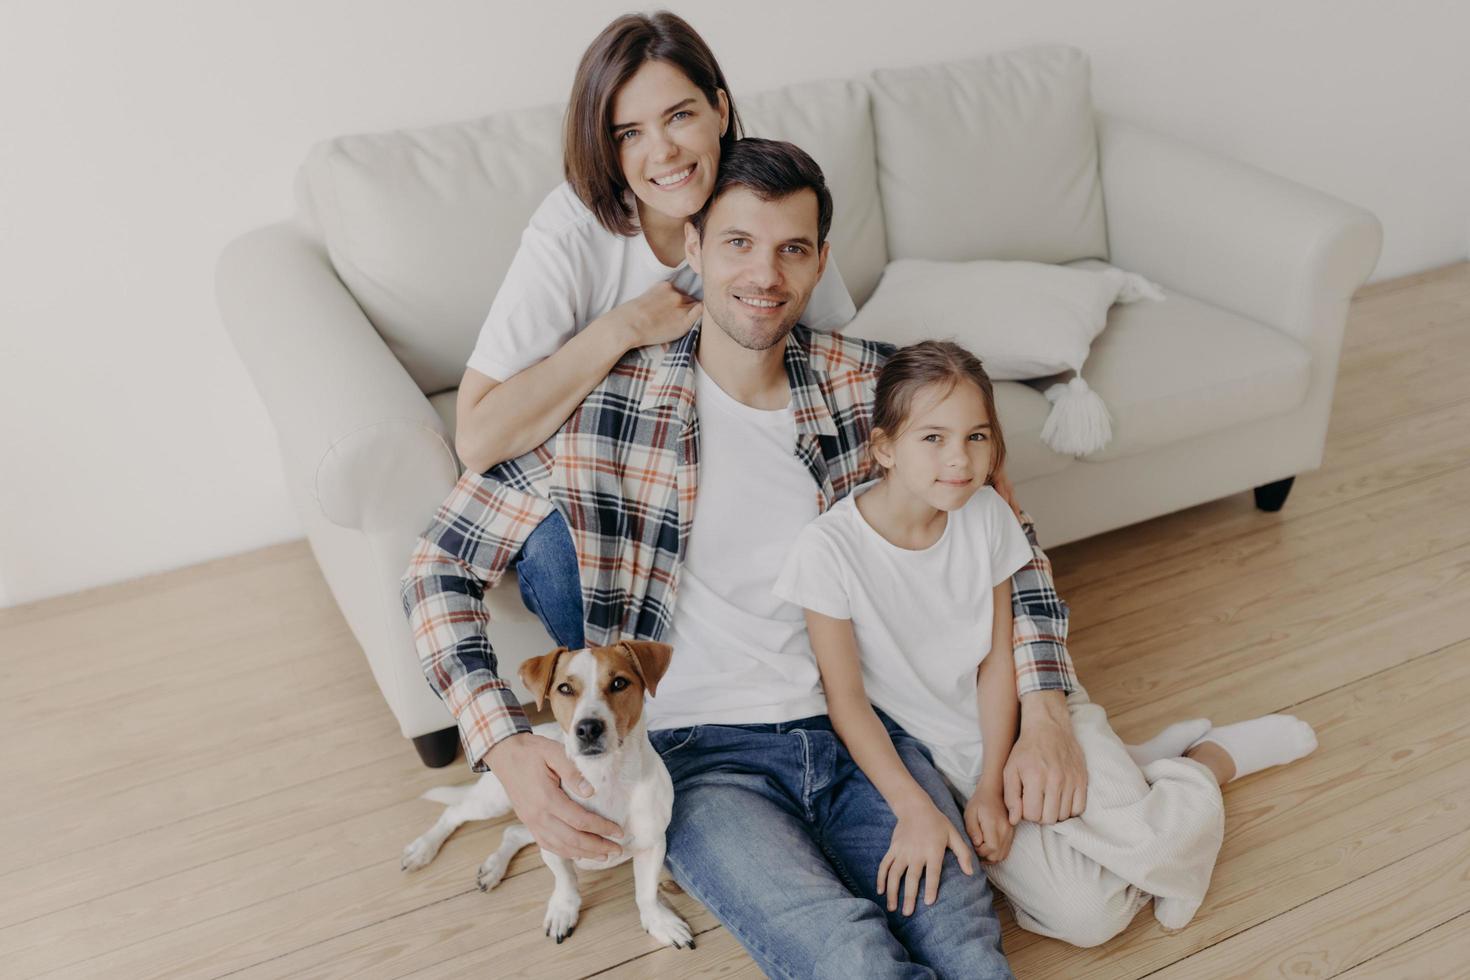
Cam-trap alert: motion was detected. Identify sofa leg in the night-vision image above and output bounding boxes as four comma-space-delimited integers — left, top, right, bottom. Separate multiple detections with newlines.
412, 727, 461, 768
1253, 476, 1296, 513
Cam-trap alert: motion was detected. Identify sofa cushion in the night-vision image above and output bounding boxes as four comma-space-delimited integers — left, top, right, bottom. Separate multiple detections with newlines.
868, 45, 1107, 267
298, 103, 565, 395
1067, 262, 1313, 463
298, 79, 886, 395
847, 258, 1162, 381
740, 80, 887, 308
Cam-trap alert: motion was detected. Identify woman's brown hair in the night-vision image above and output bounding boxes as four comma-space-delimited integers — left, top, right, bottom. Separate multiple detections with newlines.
564, 11, 742, 237
870, 340, 1008, 484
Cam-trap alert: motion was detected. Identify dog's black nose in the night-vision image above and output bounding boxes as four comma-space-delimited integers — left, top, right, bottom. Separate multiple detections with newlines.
576, 718, 606, 745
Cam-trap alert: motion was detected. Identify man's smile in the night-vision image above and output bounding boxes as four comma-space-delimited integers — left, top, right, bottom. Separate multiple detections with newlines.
733, 293, 787, 312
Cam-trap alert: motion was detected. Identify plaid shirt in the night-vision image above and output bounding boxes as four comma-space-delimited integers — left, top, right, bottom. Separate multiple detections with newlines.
402, 323, 1077, 770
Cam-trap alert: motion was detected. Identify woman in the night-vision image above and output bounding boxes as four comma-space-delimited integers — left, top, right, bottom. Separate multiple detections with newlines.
454, 11, 856, 475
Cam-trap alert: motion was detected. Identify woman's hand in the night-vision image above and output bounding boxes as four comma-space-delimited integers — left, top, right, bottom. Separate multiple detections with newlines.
965, 786, 1015, 863
614, 281, 702, 349
877, 801, 975, 915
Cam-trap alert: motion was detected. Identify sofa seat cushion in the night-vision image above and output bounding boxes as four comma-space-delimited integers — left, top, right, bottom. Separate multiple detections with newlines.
991, 382, 1076, 484
1069, 262, 1313, 463
428, 390, 461, 457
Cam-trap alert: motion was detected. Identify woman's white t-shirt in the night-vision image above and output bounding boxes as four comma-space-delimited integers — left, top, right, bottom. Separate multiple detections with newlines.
772, 483, 1033, 797
467, 182, 858, 381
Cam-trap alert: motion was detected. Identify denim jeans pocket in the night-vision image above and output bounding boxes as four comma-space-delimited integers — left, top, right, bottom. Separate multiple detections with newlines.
650, 726, 700, 757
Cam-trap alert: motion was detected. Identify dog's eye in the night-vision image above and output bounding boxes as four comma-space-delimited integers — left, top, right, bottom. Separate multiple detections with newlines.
556, 683, 574, 696
610, 677, 630, 692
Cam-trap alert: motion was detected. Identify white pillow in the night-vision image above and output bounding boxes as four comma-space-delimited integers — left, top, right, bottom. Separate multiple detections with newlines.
848, 259, 1164, 456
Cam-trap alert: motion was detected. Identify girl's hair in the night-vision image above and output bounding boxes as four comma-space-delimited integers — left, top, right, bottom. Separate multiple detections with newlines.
564, 11, 743, 237
870, 340, 1008, 484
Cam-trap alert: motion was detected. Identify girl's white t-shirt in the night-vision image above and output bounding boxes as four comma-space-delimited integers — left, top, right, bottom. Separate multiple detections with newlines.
467, 182, 858, 381
772, 483, 1033, 797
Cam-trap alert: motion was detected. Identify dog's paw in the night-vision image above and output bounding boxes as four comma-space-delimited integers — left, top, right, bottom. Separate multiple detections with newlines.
400, 836, 437, 872
641, 902, 694, 950
543, 895, 581, 944
476, 853, 510, 892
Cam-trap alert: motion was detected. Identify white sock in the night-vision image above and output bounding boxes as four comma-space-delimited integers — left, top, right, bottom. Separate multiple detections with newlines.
1126, 718, 1213, 767
1190, 715, 1318, 780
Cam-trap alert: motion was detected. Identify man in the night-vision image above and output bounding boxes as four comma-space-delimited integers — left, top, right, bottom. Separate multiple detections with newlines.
403, 139, 1086, 977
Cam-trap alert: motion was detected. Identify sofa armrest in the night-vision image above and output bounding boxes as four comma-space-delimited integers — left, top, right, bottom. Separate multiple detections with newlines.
1097, 114, 1382, 346
216, 222, 460, 532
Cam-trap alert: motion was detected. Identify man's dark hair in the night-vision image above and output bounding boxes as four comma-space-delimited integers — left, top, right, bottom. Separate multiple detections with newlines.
691, 138, 834, 247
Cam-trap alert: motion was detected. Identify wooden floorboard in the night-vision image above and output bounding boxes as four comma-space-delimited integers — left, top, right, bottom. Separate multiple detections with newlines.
1150, 830, 1470, 979
3, 261, 1467, 979
1334, 911, 1470, 979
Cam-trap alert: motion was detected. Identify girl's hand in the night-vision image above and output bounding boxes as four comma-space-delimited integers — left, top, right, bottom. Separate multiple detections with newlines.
965, 787, 1016, 864
877, 802, 976, 915
617, 281, 702, 349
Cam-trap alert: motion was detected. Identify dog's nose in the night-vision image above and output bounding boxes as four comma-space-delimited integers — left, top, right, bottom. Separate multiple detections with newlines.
576, 718, 606, 745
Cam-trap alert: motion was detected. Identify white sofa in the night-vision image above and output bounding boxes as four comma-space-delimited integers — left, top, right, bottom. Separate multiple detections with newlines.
216, 45, 1381, 766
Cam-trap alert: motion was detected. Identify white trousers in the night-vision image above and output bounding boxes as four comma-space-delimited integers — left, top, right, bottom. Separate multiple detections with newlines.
968, 690, 1225, 947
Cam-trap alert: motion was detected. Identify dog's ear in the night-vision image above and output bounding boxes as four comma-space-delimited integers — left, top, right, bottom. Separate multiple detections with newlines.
616, 641, 675, 698
518, 646, 569, 711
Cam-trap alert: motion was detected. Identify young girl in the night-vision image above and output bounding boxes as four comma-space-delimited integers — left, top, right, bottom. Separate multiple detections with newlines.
773, 340, 1319, 946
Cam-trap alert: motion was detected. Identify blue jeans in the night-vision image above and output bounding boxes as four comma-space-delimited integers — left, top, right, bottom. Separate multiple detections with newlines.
511, 510, 585, 650
513, 515, 1011, 977
651, 715, 1012, 980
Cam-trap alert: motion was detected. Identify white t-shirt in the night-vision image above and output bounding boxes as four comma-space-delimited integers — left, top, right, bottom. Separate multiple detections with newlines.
644, 359, 829, 731
467, 182, 858, 381
772, 483, 1033, 797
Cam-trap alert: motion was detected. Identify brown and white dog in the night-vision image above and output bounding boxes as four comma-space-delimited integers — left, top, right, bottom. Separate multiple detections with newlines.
401, 641, 691, 949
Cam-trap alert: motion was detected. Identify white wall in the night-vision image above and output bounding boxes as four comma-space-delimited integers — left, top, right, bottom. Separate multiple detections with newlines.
2, 0, 1467, 607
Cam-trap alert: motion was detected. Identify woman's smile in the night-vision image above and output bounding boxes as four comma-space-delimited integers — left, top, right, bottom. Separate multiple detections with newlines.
649, 164, 696, 189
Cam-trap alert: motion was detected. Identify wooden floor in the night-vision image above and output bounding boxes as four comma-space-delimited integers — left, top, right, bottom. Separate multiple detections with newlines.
5, 264, 1470, 979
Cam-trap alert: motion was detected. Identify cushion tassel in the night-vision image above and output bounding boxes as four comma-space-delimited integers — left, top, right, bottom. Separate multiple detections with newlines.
1042, 375, 1113, 456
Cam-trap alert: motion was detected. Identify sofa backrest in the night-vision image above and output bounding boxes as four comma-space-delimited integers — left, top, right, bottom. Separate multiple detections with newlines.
869, 44, 1107, 266
297, 79, 884, 395
739, 79, 888, 311
297, 43, 1102, 395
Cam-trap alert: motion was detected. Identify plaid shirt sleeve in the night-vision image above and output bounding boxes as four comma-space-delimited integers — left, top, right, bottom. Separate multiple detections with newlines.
1011, 512, 1079, 696
400, 461, 555, 772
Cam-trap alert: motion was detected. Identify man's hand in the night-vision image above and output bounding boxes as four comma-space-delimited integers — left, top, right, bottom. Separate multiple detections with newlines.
483, 732, 624, 861
1003, 691, 1087, 825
